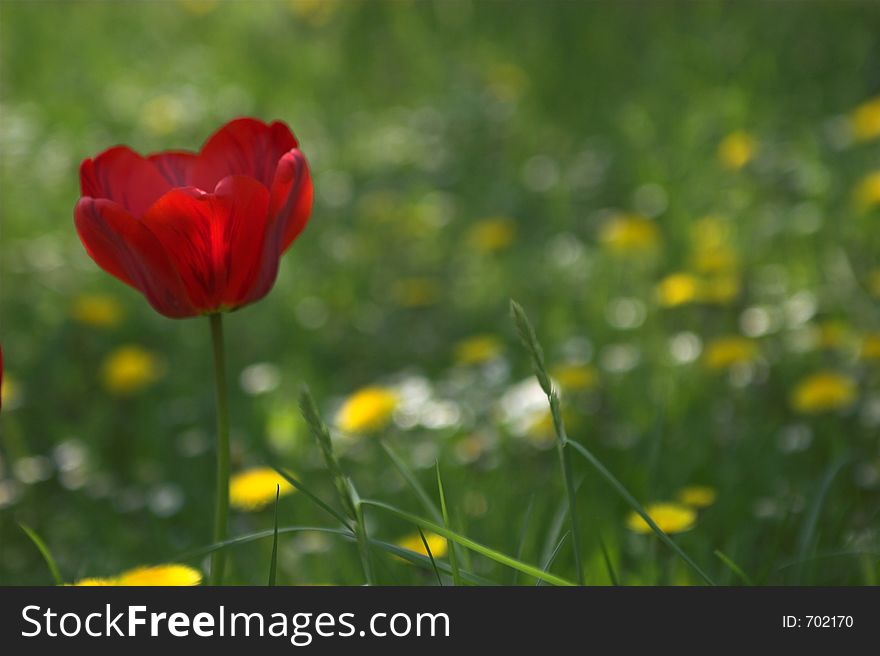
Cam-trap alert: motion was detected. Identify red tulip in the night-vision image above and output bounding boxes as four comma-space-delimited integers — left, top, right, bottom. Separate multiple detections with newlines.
74, 118, 313, 318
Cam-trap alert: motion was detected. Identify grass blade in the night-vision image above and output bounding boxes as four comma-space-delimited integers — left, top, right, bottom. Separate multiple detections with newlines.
179, 525, 495, 585
268, 485, 280, 586
795, 456, 848, 584
511, 299, 584, 584
567, 439, 715, 585
381, 440, 442, 523
597, 529, 620, 586
272, 466, 352, 530
511, 494, 535, 584
536, 531, 569, 586
298, 388, 356, 520
714, 549, 754, 586
19, 523, 62, 586
362, 499, 575, 586
418, 527, 443, 586
298, 387, 374, 584
349, 480, 375, 585
436, 463, 462, 586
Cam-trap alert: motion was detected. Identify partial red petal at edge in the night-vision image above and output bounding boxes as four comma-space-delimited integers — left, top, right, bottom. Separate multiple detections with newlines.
74, 197, 197, 318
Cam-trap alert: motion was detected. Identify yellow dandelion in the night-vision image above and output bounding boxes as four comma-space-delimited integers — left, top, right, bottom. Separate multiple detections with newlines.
703, 336, 758, 370
677, 485, 717, 509
71, 294, 123, 328
390, 277, 441, 308
69, 578, 117, 586
467, 217, 517, 252
396, 531, 448, 559
524, 407, 578, 448
626, 503, 696, 535
337, 386, 398, 434
100, 345, 163, 395
854, 170, 880, 211
718, 130, 756, 170
851, 96, 880, 142
598, 214, 660, 253
71, 564, 201, 586
526, 409, 557, 446
817, 320, 850, 350
699, 275, 740, 304
230, 467, 296, 511
454, 334, 503, 365
117, 565, 202, 586
690, 215, 731, 251
859, 333, 880, 361
692, 247, 738, 275
657, 273, 701, 307
551, 363, 598, 391
791, 371, 857, 414
1, 373, 22, 409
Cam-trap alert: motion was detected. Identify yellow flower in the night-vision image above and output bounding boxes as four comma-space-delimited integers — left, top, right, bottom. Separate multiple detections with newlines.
677, 485, 717, 508
599, 214, 660, 253
817, 320, 850, 350
718, 130, 756, 170
626, 503, 696, 534
526, 410, 556, 446
467, 217, 516, 252
692, 247, 738, 275
657, 273, 701, 307
703, 336, 758, 370
454, 334, 503, 366
396, 531, 448, 559
699, 275, 740, 304
337, 386, 398, 434
791, 372, 857, 414
100, 345, 163, 395
390, 277, 441, 308
230, 467, 296, 511
851, 96, 880, 142
71, 294, 123, 328
854, 170, 880, 211
551, 364, 598, 391
71, 578, 116, 586
690, 215, 732, 251
71, 564, 201, 586
117, 565, 202, 586
1, 373, 22, 409
860, 333, 880, 361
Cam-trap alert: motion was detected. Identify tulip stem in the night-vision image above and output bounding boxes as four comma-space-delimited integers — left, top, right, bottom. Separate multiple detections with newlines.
208, 313, 231, 586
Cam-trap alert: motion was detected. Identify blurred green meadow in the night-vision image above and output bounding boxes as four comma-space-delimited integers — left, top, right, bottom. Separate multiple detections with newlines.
1, 0, 880, 586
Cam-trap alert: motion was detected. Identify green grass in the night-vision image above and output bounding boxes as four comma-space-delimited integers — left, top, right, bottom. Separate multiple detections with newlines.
1, 0, 879, 586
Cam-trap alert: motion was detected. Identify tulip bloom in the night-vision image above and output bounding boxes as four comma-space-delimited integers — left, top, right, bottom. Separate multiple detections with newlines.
74, 117, 313, 318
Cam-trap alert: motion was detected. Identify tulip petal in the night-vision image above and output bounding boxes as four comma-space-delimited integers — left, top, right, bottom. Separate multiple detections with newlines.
74, 198, 196, 318
80, 146, 172, 218
141, 176, 271, 312
269, 148, 314, 253
149, 150, 199, 187
190, 118, 298, 190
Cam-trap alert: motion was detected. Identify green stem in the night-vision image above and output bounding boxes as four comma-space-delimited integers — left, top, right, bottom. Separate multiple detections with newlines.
558, 439, 584, 584
208, 313, 231, 586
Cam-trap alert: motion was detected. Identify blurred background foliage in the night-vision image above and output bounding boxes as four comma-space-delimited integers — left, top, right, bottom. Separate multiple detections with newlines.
1, 0, 879, 585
